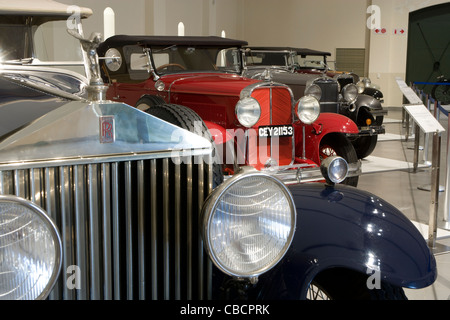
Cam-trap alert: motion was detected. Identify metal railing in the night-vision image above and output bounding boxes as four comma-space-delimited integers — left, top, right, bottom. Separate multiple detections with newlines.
396, 78, 448, 248
410, 82, 450, 229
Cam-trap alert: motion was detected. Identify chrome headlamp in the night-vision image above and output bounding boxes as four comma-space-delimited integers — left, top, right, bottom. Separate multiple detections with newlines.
356, 77, 374, 93
296, 95, 320, 124
235, 97, 261, 128
201, 168, 296, 279
356, 80, 366, 93
320, 156, 348, 185
342, 83, 358, 104
0, 195, 62, 300
104, 48, 122, 72
304, 84, 322, 101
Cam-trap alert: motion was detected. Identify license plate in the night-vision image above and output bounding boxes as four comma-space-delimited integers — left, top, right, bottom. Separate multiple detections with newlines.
258, 125, 293, 137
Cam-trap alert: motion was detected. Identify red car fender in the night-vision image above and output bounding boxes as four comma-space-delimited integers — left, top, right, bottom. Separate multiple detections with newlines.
203, 121, 233, 145
203, 121, 238, 173
294, 113, 359, 164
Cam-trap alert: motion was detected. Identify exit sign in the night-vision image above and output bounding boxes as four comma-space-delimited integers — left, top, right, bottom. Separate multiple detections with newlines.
393, 28, 406, 35
373, 27, 387, 34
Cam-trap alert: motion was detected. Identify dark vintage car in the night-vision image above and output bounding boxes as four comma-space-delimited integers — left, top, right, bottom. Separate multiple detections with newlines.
0, 0, 437, 301
243, 47, 386, 159
278, 47, 384, 102
97, 35, 362, 186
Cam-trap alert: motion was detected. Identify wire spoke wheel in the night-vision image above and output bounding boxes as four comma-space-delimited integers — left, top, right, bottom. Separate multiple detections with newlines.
319, 145, 337, 160
307, 283, 331, 300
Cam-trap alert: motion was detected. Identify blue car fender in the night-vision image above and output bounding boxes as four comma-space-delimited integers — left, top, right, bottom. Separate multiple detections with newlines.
264, 183, 437, 299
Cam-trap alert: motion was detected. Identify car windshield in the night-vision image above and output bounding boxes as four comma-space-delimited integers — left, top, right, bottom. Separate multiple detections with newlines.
0, 19, 86, 76
0, 24, 33, 61
244, 51, 290, 68
295, 55, 327, 69
149, 45, 242, 75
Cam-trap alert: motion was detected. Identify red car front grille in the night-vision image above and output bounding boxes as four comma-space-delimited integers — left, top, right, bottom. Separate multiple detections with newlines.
247, 86, 293, 169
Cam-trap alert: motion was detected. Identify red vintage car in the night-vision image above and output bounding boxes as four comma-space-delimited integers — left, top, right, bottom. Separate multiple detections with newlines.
98, 35, 360, 185
243, 47, 386, 159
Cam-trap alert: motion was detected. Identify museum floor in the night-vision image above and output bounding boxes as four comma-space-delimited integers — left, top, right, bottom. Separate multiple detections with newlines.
356, 106, 450, 300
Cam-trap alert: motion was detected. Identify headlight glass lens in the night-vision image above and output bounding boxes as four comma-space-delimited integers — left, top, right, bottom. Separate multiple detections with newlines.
304, 84, 322, 101
356, 80, 365, 93
235, 97, 261, 128
0, 196, 61, 300
296, 95, 320, 124
203, 173, 296, 277
104, 48, 122, 72
342, 83, 358, 104
321, 156, 348, 184
363, 77, 372, 87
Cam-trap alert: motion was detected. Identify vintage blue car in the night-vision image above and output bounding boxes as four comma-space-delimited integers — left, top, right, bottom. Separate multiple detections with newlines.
0, 0, 436, 301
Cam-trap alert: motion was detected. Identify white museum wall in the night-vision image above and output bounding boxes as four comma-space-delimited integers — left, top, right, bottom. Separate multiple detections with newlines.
368, 0, 450, 107
65, 0, 148, 36
63, 0, 450, 107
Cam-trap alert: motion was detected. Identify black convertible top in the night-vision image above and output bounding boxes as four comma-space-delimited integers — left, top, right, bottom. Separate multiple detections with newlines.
100, 35, 248, 48
245, 47, 331, 57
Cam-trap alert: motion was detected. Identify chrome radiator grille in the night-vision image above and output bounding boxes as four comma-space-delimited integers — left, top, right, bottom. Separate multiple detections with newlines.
0, 155, 213, 300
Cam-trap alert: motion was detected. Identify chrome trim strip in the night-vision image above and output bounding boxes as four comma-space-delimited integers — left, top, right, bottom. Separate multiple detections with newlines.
163, 158, 170, 299
197, 157, 204, 300
150, 159, 158, 300
0, 149, 211, 171
137, 160, 146, 299
88, 164, 101, 299
74, 165, 88, 300
101, 163, 113, 300
112, 162, 121, 299
60, 166, 75, 300
174, 163, 181, 299
44, 167, 60, 300
125, 161, 133, 299
206, 156, 213, 299
186, 162, 193, 300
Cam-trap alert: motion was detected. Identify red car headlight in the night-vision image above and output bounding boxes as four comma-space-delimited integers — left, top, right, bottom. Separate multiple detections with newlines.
235, 97, 261, 128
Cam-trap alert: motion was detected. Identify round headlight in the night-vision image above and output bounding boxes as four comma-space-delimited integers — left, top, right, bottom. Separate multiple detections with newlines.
296, 95, 320, 124
104, 48, 122, 72
0, 195, 62, 300
363, 77, 372, 87
320, 156, 348, 185
235, 97, 261, 128
202, 169, 296, 278
304, 84, 322, 101
356, 80, 365, 94
342, 83, 358, 104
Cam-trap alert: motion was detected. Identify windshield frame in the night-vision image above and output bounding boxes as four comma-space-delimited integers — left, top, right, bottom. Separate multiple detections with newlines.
0, 16, 89, 81
146, 44, 244, 77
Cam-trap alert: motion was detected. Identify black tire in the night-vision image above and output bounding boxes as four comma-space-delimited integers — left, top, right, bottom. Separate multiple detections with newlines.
142, 102, 224, 187
309, 269, 407, 300
319, 133, 359, 187
351, 108, 380, 159
352, 135, 378, 159
136, 96, 166, 111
